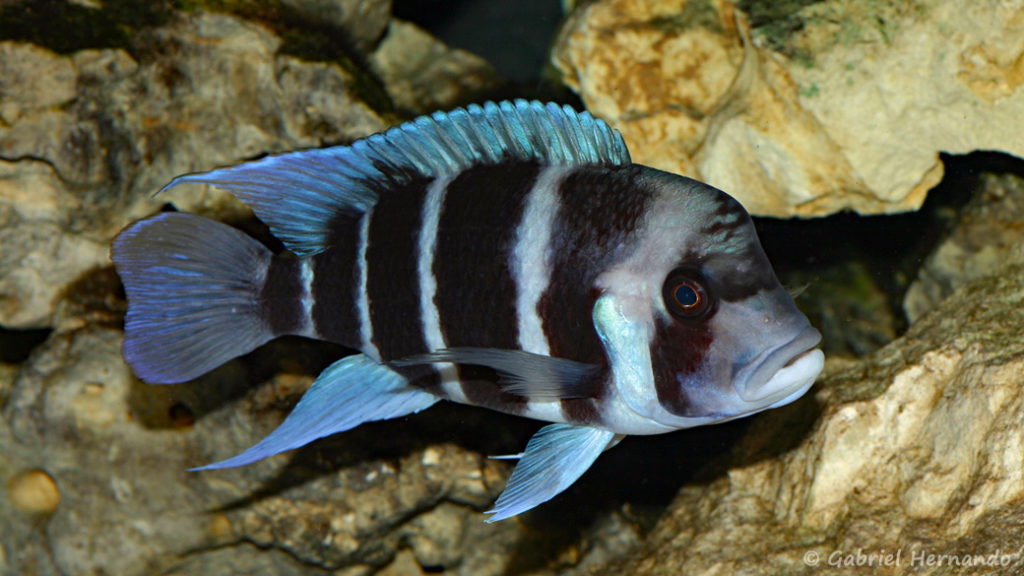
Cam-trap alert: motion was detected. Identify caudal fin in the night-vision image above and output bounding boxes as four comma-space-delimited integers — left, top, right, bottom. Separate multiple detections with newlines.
111, 212, 276, 384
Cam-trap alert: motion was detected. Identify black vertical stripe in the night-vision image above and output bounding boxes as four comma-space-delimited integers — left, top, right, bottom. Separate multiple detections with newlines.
261, 256, 304, 336
650, 317, 713, 416
433, 162, 540, 414
538, 164, 658, 424
310, 212, 362, 348
365, 176, 435, 363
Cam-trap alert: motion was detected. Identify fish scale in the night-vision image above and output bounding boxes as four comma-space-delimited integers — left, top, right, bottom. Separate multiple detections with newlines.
111, 99, 824, 522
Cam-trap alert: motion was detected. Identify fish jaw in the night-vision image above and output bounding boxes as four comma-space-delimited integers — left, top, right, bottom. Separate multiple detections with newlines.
734, 325, 824, 407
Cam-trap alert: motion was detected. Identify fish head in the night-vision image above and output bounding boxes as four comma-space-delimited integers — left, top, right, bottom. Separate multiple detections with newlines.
594, 169, 824, 432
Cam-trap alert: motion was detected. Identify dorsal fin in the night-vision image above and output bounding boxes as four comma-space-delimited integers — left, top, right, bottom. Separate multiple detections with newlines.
159, 100, 631, 256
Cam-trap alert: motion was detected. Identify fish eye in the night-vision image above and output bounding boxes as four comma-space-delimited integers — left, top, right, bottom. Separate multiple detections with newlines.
663, 269, 712, 319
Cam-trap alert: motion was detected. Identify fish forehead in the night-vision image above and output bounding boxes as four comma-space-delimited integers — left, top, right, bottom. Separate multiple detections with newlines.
645, 170, 779, 302
594, 167, 768, 300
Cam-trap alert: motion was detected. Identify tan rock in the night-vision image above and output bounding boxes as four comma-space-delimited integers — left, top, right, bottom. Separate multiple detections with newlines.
0, 12, 386, 329
553, 0, 1024, 217
904, 173, 1024, 323
6, 469, 61, 515
594, 253, 1024, 575
369, 19, 502, 115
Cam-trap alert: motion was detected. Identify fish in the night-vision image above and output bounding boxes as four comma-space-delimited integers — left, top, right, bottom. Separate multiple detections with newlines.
110, 99, 824, 522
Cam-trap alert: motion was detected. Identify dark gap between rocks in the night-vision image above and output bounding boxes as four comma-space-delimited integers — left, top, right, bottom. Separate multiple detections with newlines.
756, 150, 1024, 358
0, 326, 52, 364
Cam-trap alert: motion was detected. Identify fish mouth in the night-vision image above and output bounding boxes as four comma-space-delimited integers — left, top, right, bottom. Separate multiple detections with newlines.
735, 326, 824, 405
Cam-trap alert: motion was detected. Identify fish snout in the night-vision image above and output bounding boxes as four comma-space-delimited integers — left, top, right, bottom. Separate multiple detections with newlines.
735, 326, 824, 407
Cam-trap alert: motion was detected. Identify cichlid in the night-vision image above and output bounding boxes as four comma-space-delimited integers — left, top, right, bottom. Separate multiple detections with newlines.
111, 100, 824, 522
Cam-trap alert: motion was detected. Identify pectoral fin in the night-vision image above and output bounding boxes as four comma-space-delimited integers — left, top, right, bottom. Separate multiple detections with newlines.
192, 354, 438, 470
486, 423, 617, 522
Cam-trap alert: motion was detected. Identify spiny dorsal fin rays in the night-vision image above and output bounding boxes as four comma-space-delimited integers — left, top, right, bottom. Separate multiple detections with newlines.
158, 100, 631, 257
393, 347, 602, 401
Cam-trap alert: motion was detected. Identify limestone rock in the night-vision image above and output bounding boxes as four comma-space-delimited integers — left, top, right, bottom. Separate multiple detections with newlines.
594, 253, 1024, 574
553, 0, 1024, 217
0, 6, 510, 330
904, 172, 1024, 323
0, 326, 519, 575
369, 19, 502, 115
0, 11, 385, 329
280, 0, 392, 53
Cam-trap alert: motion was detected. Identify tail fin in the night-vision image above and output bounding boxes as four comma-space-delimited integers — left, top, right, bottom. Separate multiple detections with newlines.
111, 212, 276, 384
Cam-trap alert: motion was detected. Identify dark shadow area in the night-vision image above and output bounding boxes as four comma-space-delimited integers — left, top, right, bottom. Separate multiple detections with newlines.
0, 0, 171, 54
756, 151, 1024, 356
126, 336, 351, 431
393, 0, 566, 87
0, 326, 52, 364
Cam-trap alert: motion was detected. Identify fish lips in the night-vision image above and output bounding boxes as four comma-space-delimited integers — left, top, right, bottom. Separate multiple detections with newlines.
734, 325, 824, 406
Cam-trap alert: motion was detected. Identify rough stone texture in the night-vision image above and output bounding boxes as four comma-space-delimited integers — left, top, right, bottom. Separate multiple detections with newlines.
0, 7, 503, 331
281, 0, 392, 53
0, 324, 523, 575
369, 19, 502, 115
592, 252, 1024, 575
553, 0, 1024, 217
904, 172, 1024, 323
0, 12, 384, 329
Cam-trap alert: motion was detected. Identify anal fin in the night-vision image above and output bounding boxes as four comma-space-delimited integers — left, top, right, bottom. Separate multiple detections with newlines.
486, 423, 617, 522
193, 354, 438, 470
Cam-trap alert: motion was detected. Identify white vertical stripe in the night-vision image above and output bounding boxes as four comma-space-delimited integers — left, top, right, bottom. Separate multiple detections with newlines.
356, 210, 381, 361
297, 258, 316, 338
417, 176, 463, 400
512, 166, 572, 356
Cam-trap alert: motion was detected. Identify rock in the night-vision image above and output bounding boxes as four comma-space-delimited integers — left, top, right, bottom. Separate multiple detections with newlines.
369, 19, 503, 115
592, 252, 1024, 574
6, 469, 61, 515
0, 324, 523, 575
0, 6, 510, 330
0, 11, 386, 329
280, 0, 392, 53
553, 0, 1024, 218
0, 159, 109, 328
904, 172, 1024, 323
0, 42, 77, 119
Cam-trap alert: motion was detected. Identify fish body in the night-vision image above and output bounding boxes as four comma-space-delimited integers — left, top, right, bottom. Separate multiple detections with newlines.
111, 100, 824, 521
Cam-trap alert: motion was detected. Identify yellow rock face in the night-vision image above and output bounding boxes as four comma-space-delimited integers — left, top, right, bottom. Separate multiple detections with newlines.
7, 469, 61, 515
553, 0, 1024, 217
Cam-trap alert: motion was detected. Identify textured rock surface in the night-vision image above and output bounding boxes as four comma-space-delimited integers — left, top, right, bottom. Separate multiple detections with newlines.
904, 172, 1024, 323
369, 19, 501, 115
553, 0, 1024, 217
593, 252, 1024, 574
0, 12, 384, 329
0, 325, 522, 575
281, 0, 392, 53
0, 7, 500, 330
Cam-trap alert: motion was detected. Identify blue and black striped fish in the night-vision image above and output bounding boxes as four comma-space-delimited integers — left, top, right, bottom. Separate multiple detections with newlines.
111, 100, 824, 521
